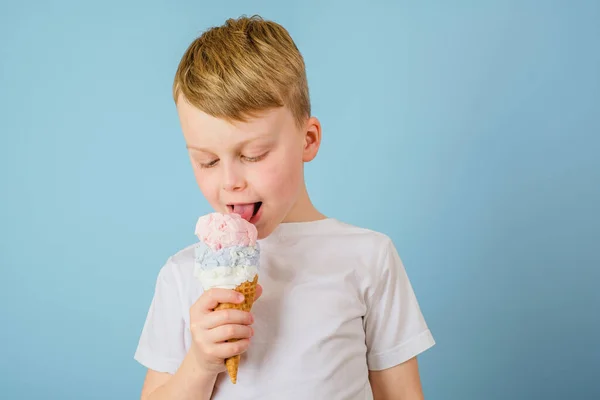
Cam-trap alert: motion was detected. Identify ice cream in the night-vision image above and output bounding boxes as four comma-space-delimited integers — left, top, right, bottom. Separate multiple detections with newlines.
193, 242, 259, 290
193, 212, 260, 384
194, 212, 258, 251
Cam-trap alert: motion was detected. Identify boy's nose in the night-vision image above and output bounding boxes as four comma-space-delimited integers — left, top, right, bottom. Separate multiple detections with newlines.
221, 164, 247, 192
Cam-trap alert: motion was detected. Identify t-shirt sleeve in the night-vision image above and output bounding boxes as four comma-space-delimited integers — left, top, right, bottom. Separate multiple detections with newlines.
364, 238, 435, 371
134, 258, 187, 374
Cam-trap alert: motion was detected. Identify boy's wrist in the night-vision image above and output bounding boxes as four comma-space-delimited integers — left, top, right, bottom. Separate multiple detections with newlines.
187, 351, 219, 381
147, 351, 218, 400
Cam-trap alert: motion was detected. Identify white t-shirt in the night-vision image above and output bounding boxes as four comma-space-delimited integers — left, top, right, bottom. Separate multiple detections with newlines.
134, 218, 435, 399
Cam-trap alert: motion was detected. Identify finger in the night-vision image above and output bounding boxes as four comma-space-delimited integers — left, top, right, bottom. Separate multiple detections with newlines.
201, 308, 253, 330
207, 339, 251, 360
192, 288, 244, 315
207, 324, 254, 344
254, 284, 263, 301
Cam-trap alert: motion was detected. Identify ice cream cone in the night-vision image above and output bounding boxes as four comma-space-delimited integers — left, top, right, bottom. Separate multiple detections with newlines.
194, 212, 261, 384
214, 274, 259, 384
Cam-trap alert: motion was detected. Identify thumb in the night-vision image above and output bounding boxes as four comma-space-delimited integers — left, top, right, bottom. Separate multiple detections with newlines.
254, 284, 263, 301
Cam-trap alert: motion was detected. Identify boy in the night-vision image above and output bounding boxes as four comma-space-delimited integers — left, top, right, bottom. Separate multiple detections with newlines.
134, 15, 435, 399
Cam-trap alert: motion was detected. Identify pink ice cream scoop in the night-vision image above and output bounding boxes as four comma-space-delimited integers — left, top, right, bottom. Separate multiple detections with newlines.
195, 212, 258, 251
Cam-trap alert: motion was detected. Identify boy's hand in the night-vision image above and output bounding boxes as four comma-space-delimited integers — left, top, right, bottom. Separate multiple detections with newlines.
189, 284, 263, 375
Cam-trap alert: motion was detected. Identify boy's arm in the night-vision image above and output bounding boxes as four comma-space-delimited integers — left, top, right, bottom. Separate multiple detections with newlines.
141, 351, 217, 400
368, 357, 425, 400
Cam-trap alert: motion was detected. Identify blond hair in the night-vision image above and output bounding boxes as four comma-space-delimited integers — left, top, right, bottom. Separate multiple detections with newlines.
173, 15, 310, 126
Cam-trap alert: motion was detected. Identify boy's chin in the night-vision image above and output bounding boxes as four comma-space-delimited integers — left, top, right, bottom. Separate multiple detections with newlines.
255, 225, 269, 240
255, 221, 276, 240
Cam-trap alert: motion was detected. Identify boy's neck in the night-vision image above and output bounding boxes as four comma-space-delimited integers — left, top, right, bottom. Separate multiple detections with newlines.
283, 184, 326, 223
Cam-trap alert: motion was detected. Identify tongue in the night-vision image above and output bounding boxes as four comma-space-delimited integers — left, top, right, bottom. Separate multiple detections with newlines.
232, 204, 254, 221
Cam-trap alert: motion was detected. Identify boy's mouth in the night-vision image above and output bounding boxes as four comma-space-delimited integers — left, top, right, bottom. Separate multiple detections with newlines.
227, 202, 262, 222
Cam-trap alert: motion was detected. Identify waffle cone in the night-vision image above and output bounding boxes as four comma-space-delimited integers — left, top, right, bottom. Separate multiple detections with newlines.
214, 274, 258, 384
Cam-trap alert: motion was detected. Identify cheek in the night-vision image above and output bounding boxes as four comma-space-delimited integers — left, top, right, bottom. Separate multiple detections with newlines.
192, 167, 219, 203
254, 154, 302, 199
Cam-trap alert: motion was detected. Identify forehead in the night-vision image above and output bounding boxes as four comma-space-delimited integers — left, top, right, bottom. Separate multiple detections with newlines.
177, 97, 295, 149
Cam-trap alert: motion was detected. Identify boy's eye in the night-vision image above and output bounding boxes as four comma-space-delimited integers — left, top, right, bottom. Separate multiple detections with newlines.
199, 159, 218, 168
243, 152, 268, 162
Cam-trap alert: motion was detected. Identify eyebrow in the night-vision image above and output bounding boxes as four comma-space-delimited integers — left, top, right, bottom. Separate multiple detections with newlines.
185, 135, 272, 152
186, 145, 211, 152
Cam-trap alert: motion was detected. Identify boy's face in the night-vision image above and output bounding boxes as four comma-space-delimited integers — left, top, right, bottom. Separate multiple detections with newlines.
177, 96, 321, 239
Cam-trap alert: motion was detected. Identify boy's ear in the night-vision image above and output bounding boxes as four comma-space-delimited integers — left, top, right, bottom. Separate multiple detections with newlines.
302, 116, 322, 162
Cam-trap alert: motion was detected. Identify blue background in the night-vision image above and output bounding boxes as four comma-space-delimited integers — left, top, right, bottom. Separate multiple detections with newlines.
1, 1, 598, 399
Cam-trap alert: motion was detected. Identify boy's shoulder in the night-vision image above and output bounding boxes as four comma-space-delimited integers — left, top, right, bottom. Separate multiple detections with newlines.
307, 218, 396, 252
324, 218, 392, 238
150, 242, 197, 288
169, 242, 197, 267
269, 218, 400, 271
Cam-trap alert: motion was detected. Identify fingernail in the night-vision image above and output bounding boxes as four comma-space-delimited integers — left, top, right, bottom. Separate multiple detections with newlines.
238, 294, 245, 302
249, 313, 254, 323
